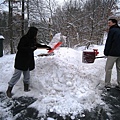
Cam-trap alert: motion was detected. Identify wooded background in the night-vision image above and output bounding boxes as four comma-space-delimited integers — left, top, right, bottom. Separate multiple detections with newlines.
0, 0, 119, 54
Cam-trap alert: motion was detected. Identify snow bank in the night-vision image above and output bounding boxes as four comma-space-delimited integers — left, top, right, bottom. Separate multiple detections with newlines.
29, 46, 106, 117
0, 44, 117, 118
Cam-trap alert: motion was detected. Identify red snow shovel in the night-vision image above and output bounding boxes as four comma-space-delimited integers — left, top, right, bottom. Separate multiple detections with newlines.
37, 41, 62, 56
82, 49, 105, 63
47, 41, 62, 54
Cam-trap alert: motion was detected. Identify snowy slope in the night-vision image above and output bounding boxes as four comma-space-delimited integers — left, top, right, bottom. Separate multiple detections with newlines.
0, 44, 118, 118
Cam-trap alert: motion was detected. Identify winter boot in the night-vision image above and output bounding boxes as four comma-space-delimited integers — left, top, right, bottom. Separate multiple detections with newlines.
24, 83, 30, 92
6, 86, 13, 98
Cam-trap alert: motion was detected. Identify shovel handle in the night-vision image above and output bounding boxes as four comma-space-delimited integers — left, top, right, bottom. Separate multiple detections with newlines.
48, 42, 62, 54
95, 56, 106, 59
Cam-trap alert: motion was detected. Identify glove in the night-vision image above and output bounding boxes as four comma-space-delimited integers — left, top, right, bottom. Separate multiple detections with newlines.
31, 46, 37, 51
47, 46, 52, 50
104, 56, 107, 59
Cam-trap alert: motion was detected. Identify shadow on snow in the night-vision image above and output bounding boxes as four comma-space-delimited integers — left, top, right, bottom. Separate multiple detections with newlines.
0, 88, 120, 120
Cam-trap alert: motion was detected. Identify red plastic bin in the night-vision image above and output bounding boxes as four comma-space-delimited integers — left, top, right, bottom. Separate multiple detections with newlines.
82, 51, 96, 63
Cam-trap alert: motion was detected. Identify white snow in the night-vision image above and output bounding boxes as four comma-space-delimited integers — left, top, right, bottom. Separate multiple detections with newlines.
0, 35, 4, 40
0, 34, 118, 119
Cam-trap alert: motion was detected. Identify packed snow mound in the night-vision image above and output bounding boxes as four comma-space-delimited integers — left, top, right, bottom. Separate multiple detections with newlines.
29, 47, 106, 116
48, 33, 66, 48
0, 46, 114, 117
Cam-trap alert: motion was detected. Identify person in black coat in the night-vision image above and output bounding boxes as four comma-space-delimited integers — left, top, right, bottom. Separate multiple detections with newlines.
104, 18, 120, 89
6, 27, 51, 98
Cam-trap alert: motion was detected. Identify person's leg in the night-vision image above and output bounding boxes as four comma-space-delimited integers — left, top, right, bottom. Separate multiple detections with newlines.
105, 56, 117, 87
8, 69, 22, 87
6, 69, 22, 97
116, 57, 120, 87
23, 69, 30, 91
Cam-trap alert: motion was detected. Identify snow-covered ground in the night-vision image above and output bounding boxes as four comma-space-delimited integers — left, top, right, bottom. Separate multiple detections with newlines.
0, 38, 118, 119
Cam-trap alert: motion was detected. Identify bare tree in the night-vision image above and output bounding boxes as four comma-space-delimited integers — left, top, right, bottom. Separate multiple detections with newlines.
51, 0, 118, 48
28, 0, 59, 43
0, 0, 119, 54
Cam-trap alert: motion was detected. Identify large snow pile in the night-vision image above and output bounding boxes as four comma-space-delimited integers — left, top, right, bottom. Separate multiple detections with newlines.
0, 34, 118, 118
29, 46, 106, 117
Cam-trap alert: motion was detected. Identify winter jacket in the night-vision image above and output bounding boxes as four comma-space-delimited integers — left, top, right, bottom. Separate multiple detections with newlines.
104, 25, 120, 57
14, 27, 50, 71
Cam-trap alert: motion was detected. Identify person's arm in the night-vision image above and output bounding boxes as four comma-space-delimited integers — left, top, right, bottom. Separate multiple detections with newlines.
104, 29, 114, 56
36, 43, 52, 50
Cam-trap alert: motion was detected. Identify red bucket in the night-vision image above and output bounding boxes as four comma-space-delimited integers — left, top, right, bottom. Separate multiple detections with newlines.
82, 49, 99, 63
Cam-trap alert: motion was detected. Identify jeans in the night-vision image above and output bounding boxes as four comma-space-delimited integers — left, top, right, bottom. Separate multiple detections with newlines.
105, 56, 120, 87
8, 69, 30, 87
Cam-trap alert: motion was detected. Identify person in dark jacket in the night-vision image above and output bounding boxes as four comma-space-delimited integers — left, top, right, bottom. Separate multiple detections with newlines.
6, 27, 51, 98
104, 18, 120, 89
